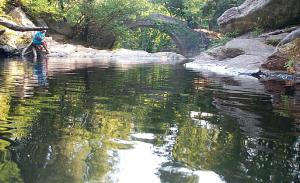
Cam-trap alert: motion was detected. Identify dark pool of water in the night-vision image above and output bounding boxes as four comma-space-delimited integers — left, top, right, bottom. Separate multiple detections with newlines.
0, 57, 299, 183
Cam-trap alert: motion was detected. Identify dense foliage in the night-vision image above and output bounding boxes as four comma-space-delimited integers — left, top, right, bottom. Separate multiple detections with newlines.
20, 0, 60, 17
2, 0, 243, 51
154, 0, 244, 29
0, 0, 7, 16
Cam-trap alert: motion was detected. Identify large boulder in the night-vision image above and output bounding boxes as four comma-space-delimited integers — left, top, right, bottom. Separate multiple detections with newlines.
185, 38, 275, 75
72, 24, 116, 49
218, 0, 300, 34
261, 52, 289, 71
9, 7, 36, 28
0, 8, 35, 56
0, 44, 19, 57
47, 20, 73, 37
86, 26, 116, 49
262, 38, 300, 72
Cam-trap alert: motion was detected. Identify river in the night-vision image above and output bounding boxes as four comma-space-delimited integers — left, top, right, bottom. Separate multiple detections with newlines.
0, 57, 299, 183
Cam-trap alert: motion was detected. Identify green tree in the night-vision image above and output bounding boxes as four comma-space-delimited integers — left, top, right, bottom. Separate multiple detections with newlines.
0, 0, 7, 16
154, 0, 243, 29
201, 0, 244, 29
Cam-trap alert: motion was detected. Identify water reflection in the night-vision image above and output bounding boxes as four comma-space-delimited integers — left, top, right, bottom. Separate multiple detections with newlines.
0, 58, 299, 183
33, 58, 48, 87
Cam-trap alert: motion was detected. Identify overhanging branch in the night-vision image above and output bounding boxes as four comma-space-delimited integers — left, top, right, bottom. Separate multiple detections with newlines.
0, 17, 48, 32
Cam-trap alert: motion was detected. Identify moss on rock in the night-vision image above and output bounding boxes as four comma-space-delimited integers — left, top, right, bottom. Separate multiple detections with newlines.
262, 38, 300, 72
0, 7, 35, 56
280, 38, 300, 59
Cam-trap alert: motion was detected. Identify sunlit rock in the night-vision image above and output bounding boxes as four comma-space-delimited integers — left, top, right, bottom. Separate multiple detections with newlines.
218, 0, 300, 34
46, 38, 186, 63
0, 8, 35, 56
185, 38, 274, 75
262, 38, 300, 72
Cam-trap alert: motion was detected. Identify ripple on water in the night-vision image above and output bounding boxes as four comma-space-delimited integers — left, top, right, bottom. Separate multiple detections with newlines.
0, 58, 299, 182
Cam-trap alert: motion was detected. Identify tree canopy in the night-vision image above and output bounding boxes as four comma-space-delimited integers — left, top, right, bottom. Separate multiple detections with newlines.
0, 0, 243, 52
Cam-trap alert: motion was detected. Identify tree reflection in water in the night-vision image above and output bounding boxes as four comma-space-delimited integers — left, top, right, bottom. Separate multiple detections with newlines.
0, 58, 299, 183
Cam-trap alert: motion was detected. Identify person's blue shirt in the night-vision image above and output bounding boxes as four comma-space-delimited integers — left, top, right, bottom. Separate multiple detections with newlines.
32, 31, 45, 46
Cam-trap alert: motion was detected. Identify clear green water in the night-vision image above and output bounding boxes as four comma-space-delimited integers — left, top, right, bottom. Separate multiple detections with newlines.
0, 58, 299, 183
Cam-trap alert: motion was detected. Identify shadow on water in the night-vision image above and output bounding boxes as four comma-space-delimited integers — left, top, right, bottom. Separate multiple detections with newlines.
0, 57, 299, 183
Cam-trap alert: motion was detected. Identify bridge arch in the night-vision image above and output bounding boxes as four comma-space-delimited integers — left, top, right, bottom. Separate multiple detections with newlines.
126, 14, 209, 58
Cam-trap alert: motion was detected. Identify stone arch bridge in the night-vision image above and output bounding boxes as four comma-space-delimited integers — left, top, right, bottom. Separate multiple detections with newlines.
126, 14, 209, 58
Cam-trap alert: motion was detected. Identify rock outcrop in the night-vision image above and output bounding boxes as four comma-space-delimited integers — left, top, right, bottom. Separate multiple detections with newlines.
218, 0, 300, 34
185, 25, 300, 78
0, 8, 36, 57
84, 26, 116, 49
185, 37, 274, 75
9, 7, 36, 31
261, 52, 289, 71
262, 38, 300, 72
46, 20, 73, 37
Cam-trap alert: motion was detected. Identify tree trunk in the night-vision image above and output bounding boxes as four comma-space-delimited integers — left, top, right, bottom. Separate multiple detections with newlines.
0, 17, 48, 32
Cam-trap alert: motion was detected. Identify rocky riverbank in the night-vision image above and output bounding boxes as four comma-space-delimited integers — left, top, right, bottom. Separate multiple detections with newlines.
185, 28, 300, 77
1, 8, 186, 63
186, 0, 300, 78
44, 36, 186, 63
1, 2, 300, 79
185, 35, 274, 75
2, 33, 186, 64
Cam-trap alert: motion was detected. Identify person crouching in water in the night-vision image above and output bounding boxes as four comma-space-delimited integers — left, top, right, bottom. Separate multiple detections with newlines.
32, 30, 49, 54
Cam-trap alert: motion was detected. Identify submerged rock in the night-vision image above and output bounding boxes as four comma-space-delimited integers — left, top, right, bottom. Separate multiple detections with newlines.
218, 0, 300, 34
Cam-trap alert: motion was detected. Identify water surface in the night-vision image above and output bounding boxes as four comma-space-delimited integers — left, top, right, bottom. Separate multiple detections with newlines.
0, 58, 299, 183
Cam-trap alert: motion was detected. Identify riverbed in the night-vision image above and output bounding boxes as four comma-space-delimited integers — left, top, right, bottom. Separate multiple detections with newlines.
0, 57, 299, 183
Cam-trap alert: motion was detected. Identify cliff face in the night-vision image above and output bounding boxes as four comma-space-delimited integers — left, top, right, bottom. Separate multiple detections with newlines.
218, 0, 300, 34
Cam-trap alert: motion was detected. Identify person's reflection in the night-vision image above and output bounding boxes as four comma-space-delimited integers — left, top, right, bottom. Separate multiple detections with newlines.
33, 57, 49, 86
